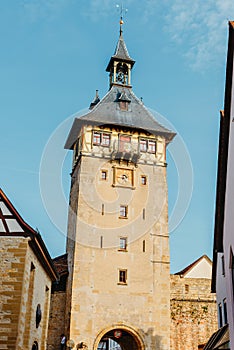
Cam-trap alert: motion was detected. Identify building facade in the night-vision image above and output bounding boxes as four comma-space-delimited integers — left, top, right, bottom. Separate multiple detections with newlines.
64, 22, 175, 350
210, 21, 234, 350
0, 188, 58, 350
170, 256, 218, 350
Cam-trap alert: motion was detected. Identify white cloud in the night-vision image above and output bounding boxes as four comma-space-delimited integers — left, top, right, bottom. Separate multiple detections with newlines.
164, 0, 234, 70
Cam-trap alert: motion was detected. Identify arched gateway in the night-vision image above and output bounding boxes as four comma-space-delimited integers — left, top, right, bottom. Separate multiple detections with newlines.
94, 326, 144, 350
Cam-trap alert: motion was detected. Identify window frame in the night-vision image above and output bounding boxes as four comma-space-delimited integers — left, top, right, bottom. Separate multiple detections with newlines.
119, 237, 127, 251
119, 205, 128, 219
93, 131, 111, 147
141, 175, 147, 185
101, 170, 107, 180
148, 140, 156, 154
119, 134, 131, 152
118, 269, 127, 284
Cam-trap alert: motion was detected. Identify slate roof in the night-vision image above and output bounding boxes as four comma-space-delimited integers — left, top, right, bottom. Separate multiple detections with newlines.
203, 324, 229, 350
53, 253, 68, 277
65, 85, 176, 149
106, 31, 135, 72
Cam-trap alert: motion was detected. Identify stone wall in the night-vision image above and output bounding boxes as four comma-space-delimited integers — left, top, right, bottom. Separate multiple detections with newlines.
0, 236, 52, 350
170, 275, 218, 350
47, 291, 66, 350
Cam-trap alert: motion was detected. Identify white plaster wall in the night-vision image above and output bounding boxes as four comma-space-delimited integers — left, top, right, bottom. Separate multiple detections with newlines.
184, 258, 212, 279
223, 54, 234, 350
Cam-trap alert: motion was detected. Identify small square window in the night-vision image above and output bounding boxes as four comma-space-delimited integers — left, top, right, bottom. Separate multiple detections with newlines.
139, 139, 147, 152
93, 132, 101, 145
101, 170, 107, 180
119, 237, 127, 250
141, 176, 147, 185
102, 133, 110, 147
148, 140, 156, 153
119, 269, 127, 284
119, 205, 128, 218
120, 101, 128, 111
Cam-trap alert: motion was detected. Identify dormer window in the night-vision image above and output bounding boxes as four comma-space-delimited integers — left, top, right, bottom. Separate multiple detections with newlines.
93, 132, 111, 147
120, 101, 128, 111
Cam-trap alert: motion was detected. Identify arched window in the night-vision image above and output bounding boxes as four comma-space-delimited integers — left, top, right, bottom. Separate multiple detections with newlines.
32, 341, 38, 350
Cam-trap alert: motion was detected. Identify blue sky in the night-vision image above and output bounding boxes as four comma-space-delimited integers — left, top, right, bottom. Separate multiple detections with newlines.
0, 0, 233, 273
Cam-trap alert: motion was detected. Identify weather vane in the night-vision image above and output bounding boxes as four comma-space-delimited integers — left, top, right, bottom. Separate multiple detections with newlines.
116, 2, 128, 34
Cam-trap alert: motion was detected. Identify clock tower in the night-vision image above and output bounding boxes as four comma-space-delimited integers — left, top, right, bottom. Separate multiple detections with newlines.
64, 21, 175, 350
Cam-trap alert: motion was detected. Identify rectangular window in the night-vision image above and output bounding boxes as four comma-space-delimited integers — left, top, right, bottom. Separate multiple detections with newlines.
139, 139, 147, 152
185, 284, 189, 293
119, 269, 127, 284
223, 299, 228, 325
119, 135, 131, 152
119, 205, 128, 218
221, 255, 225, 276
101, 170, 107, 180
119, 237, 127, 250
93, 132, 101, 145
218, 303, 223, 327
120, 101, 128, 111
143, 240, 146, 252
141, 175, 147, 185
148, 140, 156, 153
102, 133, 110, 146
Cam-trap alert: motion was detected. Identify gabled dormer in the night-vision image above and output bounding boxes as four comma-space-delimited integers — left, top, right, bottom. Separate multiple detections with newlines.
106, 20, 135, 89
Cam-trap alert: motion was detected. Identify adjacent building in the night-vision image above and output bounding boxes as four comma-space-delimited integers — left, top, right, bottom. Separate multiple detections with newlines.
170, 255, 217, 350
0, 188, 58, 350
208, 20, 234, 350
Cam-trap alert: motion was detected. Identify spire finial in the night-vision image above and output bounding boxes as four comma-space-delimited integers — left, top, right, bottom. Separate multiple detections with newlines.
116, 3, 128, 36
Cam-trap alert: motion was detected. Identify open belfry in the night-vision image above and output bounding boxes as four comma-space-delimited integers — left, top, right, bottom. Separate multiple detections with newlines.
64, 18, 175, 350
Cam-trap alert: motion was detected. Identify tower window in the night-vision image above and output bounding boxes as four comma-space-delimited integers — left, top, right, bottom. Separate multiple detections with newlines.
93, 132, 111, 146
102, 133, 110, 146
139, 139, 147, 152
185, 284, 189, 293
141, 176, 147, 185
118, 269, 127, 284
139, 138, 156, 154
101, 170, 107, 180
119, 205, 128, 218
148, 140, 156, 153
143, 240, 146, 252
93, 132, 101, 145
119, 237, 127, 251
119, 135, 131, 152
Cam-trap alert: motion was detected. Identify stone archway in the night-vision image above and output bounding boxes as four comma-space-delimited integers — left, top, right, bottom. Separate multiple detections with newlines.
94, 325, 144, 350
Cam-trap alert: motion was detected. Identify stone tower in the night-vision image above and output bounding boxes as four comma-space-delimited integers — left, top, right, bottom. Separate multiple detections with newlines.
64, 22, 175, 350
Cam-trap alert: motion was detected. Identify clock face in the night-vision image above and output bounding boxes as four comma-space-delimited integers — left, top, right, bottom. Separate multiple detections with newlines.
114, 167, 134, 187
116, 70, 125, 83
